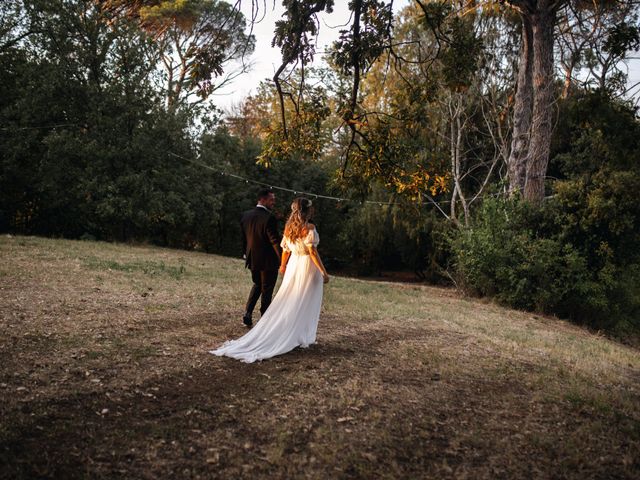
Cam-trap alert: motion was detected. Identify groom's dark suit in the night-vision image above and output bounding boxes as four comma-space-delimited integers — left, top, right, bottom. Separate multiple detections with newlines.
241, 206, 281, 323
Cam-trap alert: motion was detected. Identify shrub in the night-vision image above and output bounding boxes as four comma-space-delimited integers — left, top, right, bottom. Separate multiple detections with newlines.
453, 197, 639, 334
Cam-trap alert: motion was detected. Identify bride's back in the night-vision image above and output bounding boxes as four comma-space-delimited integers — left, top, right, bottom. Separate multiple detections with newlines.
283, 226, 318, 256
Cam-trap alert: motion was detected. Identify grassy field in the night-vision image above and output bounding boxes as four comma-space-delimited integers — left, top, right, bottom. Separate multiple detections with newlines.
0, 235, 638, 479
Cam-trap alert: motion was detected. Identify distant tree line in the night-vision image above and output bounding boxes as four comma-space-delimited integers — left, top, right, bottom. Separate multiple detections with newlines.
1, 0, 639, 335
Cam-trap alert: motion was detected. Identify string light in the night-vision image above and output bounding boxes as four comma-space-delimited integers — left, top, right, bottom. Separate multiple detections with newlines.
169, 151, 403, 205
168, 151, 510, 212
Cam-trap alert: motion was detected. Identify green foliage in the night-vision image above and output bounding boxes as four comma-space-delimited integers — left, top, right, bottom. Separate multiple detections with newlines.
142, 0, 255, 103
453, 198, 595, 313
551, 92, 640, 264
255, 79, 332, 166
443, 19, 483, 90
330, 0, 393, 76
0, 0, 224, 248
139, 0, 202, 23
425, 4, 484, 91
335, 200, 397, 275
273, 0, 334, 64
334, 185, 454, 280
199, 125, 340, 258
454, 92, 640, 334
603, 20, 640, 59
327, 1, 498, 204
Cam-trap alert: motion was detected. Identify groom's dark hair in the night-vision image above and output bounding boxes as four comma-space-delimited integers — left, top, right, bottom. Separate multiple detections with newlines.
257, 188, 273, 200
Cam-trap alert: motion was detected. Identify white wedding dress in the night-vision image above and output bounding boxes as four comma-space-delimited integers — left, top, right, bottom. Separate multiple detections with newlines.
210, 228, 324, 363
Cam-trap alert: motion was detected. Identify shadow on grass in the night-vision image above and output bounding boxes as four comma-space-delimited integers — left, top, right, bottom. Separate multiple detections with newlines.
0, 324, 435, 478
2, 323, 639, 479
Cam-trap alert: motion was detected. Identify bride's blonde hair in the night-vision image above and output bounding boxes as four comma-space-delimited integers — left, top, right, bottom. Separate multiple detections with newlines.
284, 197, 313, 241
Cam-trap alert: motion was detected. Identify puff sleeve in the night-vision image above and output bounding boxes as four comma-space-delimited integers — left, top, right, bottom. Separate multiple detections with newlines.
303, 228, 319, 248
280, 236, 290, 253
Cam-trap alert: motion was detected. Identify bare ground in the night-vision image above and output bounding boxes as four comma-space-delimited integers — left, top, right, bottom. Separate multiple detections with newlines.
0, 235, 638, 479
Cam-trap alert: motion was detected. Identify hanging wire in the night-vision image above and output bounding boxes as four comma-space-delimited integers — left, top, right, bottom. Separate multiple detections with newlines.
169, 151, 407, 205
168, 151, 516, 218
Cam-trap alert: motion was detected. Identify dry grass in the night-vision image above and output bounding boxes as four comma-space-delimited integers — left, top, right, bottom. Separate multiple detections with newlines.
1, 234, 638, 479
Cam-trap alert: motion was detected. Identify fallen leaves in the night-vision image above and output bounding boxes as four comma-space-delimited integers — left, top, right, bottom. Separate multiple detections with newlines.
336, 416, 354, 423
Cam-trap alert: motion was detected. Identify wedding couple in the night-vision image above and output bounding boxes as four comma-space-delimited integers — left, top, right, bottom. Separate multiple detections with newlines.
209, 189, 330, 363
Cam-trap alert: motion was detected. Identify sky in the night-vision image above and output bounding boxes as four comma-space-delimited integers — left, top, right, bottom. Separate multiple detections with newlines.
211, 0, 400, 111
212, 1, 640, 111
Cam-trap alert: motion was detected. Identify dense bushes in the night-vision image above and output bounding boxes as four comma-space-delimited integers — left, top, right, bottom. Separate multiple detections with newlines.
455, 199, 618, 328
454, 197, 639, 333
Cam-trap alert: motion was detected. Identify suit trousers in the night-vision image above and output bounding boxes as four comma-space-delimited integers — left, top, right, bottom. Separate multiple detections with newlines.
245, 269, 278, 318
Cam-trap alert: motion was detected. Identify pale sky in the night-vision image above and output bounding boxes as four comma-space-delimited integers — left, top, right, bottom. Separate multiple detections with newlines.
212, 1, 640, 111
212, 0, 406, 110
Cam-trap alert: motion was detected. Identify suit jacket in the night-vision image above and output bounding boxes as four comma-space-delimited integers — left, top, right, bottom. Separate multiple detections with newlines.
240, 206, 281, 271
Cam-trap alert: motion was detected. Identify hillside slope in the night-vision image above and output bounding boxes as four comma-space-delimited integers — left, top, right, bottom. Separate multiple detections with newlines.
0, 235, 638, 479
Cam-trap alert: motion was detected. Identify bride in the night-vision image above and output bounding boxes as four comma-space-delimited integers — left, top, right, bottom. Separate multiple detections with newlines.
210, 197, 329, 363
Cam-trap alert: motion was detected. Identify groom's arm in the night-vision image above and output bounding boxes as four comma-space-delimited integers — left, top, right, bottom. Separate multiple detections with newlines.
266, 215, 281, 259
240, 215, 247, 258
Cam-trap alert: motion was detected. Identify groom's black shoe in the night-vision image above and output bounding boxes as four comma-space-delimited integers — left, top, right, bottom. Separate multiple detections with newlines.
242, 315, 252, 328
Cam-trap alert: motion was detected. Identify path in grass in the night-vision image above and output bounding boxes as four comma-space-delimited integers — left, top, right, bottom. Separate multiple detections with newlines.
1, 235, 638, 479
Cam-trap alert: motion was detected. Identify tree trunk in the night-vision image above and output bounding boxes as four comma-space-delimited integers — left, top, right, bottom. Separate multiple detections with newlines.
561, 63, 572, 98
448, 94, 468, 227
450, 104, 459, 223
524, 6, 556, 203
507, 15, 533, 195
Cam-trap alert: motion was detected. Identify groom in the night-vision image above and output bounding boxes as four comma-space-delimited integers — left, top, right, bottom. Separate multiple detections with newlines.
240, 189, 281, 328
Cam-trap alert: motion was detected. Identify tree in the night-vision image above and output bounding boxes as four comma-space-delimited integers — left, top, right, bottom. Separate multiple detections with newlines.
140, 0, 256, 109
455, 91, 640, 331
0, 1, 32, 53
579, 4, 640, 95
271, 0, 334, 138
501, 0, 563, 203
507, 12, 532, 194
0, 0, 226, 247
1, 0, 155, 235
505, 0, 640, 201
329, 2, 514, 225
229, 70, 333, 166
102, 1, 640, 206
